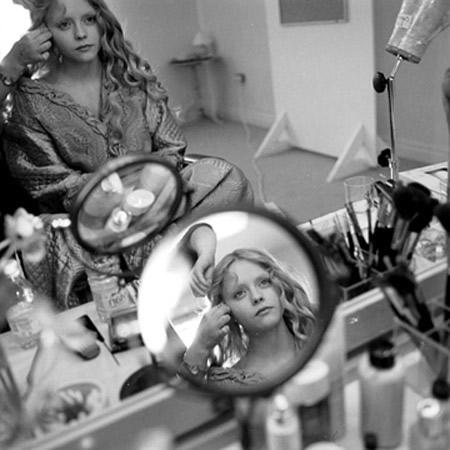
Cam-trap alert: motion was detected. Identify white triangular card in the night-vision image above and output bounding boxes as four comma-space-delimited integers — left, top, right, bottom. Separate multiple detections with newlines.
254, 112, 299, 160
327, 124, 378, 182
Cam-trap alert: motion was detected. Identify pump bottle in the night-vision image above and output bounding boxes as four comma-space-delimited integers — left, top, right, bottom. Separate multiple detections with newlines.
265, 393, 301, 450
358, 338, 405, 448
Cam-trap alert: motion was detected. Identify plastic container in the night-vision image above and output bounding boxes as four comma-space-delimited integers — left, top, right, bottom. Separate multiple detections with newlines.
358, 338, 405, 448
4, 259, 41, 349
87, 264, 135, 323
408, 398, 448, 450
87, 272, 121, 322
265, 393, 301, 450
284, 359, 331, 446
124, 189, 155, 216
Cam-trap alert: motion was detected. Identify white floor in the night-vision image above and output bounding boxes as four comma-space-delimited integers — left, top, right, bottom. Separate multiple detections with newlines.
182, 118, 423, 224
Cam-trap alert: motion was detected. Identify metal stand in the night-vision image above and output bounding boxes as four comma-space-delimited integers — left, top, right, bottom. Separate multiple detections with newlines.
373, 56, 404, 182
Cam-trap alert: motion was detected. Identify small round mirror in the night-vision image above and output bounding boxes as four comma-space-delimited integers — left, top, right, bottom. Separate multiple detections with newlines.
71, 155, 183, 255
138, 206, 338, 397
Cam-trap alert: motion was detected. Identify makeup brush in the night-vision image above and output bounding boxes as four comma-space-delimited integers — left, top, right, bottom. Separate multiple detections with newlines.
398, 185, 437, 261
373, 181, 398, 269
434, 202, 450, 233
391, 184, 419, 250
378, 264, 439, 344
400, 201, 437, 262
345, 202, 369, 252
391, 182, 433, 251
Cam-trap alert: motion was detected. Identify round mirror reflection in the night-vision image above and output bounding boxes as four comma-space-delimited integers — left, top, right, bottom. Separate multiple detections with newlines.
138, 207, 338, 397
71, 155, 183, 255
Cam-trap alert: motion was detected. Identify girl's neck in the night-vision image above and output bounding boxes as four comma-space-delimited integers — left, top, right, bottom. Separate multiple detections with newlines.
50, 57, 102, 85
241, 323, 297, 372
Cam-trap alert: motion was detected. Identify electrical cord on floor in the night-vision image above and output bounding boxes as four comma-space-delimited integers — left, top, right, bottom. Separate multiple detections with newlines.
235, 82, 285, 216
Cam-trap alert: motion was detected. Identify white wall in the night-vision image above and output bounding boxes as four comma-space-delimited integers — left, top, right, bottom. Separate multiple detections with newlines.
374, 0, 450, 164
196, 0, 275, 127
0, 3, 31, 59
264, 0, 377, 159
107, 0, 199, 111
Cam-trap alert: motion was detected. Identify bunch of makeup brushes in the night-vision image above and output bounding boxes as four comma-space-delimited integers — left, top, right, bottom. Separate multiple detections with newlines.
306, 179, 442, 290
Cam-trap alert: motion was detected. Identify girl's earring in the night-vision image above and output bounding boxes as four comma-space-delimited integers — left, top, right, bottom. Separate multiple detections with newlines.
52, 46, 63, 64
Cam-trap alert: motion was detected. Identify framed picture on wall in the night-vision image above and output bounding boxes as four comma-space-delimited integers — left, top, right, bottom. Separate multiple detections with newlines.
279, 0, 348, 25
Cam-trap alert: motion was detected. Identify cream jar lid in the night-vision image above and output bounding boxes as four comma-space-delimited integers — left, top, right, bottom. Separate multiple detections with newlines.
124, 189, 155, 216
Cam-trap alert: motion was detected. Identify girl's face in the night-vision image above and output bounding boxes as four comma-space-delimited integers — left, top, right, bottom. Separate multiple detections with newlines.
45, 0, 101, 64
222, 259, 284, 335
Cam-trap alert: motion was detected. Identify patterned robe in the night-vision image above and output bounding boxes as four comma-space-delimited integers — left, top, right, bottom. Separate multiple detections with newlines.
2, 77, 253, 309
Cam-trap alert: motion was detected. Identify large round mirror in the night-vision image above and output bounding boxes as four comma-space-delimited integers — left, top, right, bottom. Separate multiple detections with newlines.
138, 206, 339, 397
71, 154, 183, 255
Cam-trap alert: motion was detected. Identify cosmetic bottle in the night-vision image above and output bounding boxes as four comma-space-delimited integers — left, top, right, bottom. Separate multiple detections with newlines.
87, 258, 134, 322
363, 432, 378, 449
314, 309, 346, 440
431, 379, 449, 442
265, 393, 301, 450
284, 359, 331, 446
235, 397, 269, 450
4, 259, 41, 349
408, 398, 448, 450
432, 378, 449, 416
358, 338, 405, 448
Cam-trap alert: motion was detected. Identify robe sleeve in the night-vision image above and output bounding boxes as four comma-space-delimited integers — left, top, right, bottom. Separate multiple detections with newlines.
3, 118, 91, 213
145, 95, 187, 171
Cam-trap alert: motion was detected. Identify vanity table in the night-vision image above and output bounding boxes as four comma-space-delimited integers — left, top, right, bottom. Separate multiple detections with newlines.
1, 302, 150, 405
1, 162, 448, 450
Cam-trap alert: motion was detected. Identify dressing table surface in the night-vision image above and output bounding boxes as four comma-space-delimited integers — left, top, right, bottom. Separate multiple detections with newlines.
0, 302, 151, 410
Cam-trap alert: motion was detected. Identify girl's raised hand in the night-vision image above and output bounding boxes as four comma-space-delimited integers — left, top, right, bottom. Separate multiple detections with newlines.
190, 253, 214, 297
195, 303, 231, 351
3, 27, 52, 72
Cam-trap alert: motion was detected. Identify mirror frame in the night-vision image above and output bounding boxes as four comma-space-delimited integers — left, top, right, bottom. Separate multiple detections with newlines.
139, 205, 340, 398
71, 154, 183, 255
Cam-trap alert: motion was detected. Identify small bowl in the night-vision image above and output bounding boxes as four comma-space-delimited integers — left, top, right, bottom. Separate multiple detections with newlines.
38, 381, 107, 432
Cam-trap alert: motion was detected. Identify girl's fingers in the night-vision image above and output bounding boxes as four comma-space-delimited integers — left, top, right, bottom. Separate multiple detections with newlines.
40, 51, 50, 61
211, 304, 230, 318
37, 31, 52, 44
217, 313, 230, 327
40, 41, 52, 51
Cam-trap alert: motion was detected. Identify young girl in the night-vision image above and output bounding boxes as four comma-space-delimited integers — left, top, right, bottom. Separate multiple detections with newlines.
183, 248, 316, 385
0, 0, 253, 308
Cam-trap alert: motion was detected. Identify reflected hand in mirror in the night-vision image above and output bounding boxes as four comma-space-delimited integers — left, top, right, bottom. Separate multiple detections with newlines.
138, 206, 338, 397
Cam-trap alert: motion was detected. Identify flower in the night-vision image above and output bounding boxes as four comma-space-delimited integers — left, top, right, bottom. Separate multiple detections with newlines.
3, 208, 45, 263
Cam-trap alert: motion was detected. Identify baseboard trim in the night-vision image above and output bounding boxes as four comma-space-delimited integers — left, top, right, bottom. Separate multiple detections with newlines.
223, 106, 274, 129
